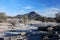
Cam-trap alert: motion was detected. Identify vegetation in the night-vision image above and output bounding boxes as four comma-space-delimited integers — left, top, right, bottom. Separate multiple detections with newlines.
22, 16, 28, 25
0, 11, 59, 23
55, 12, 60, 23
0, 12, 6, 20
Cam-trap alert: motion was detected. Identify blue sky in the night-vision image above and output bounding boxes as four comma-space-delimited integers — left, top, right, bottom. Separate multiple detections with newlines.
0, 0, 60, 17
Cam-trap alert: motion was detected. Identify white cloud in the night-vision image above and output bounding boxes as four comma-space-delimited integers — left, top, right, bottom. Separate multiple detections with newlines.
0, 7, 7, 12
16, 7, 60, 18
19, 10, 25, 13
41, 8, 60, 17
24, 5, 32, 9
47, 8, 60, 10
17, 10, 27, 15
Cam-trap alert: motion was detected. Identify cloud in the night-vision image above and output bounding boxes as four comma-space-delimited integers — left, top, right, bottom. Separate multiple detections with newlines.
19, 10, 25, 13
0, 7, 7, 12
17, 10, 27, 15
16, 7, 60, 18
47, 8, 60, 10
41, 8, 60, 17
23, 5, 33, 9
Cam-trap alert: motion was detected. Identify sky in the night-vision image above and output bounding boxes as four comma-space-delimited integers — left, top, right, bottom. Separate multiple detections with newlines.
0, 0, 60, 17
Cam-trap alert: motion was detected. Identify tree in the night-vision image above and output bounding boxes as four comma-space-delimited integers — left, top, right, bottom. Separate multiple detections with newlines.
47, 17, 55, 22
0, 12, 6, 20
55, 12, 60, 23
22, 16, 28, 25
56, 12, 60, 18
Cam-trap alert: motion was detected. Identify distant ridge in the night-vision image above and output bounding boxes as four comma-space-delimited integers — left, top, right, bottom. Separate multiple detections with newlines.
23, 11, 41, 20
15, 11, 56, 22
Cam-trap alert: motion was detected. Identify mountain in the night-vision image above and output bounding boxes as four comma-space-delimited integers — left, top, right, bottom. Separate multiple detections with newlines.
23, 11, 42, 20
15, 11, 56, 22
16, 14, 23, 19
